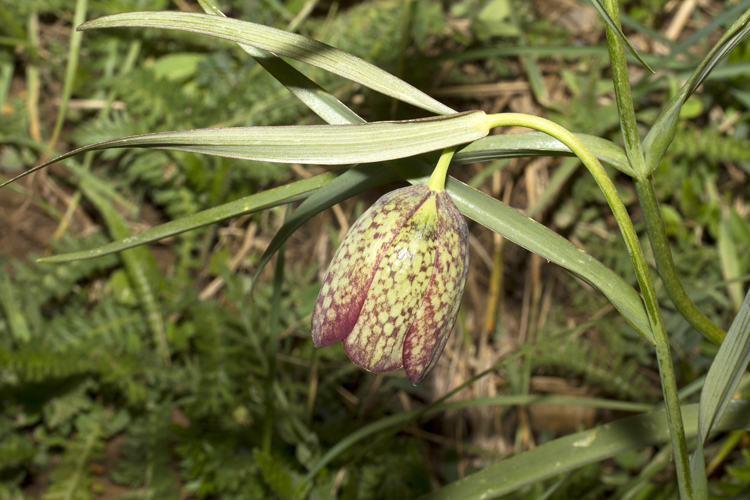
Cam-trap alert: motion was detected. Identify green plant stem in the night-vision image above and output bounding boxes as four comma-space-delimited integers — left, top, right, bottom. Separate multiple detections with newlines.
43, 0, 87, 160
262, 241, 285, 454
601, 5, 696, 492
635, 177, 726, 344
602, 0, 646, 178
427, 146, 458, 191
485, 112, 693, 500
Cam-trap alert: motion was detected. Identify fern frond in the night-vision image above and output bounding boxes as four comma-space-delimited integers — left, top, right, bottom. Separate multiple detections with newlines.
670, 125, 750, 164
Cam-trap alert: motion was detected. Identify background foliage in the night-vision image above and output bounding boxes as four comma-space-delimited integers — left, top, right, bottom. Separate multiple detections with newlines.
0, 0, 749, 498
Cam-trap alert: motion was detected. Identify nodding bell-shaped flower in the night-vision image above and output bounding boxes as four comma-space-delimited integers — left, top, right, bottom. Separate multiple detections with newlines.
311, 181, 469, 385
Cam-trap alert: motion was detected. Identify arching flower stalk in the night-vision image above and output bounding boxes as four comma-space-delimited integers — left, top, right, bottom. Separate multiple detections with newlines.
311, 148, 468, 384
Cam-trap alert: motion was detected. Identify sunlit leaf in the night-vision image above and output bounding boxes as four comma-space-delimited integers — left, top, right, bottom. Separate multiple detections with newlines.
78, 11, 456, 116
197, 0, 364, 126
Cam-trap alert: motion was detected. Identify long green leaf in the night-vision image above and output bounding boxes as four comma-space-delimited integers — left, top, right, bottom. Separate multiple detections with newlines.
197, 0, 364, 126
643, 8, 750, 176
452, 132, 633, 176
392, 162, 654, 342
78, 11, 456, 116
696, 288, 750, 445
421, 400, 750, 500
1, 112, 488, 188
37, 172, 337, 263
588, 0, 653, 72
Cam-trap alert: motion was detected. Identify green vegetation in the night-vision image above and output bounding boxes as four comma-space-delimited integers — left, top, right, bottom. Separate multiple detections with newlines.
0, 0, 749, 499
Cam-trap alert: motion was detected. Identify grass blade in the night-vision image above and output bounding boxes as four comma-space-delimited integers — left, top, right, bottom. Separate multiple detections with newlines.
689, 287, 750, 498
696, 288, 750, 445
78, 11, 456, 116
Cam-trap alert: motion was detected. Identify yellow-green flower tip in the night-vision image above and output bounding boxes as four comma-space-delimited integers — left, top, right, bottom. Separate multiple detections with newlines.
311, 184, 469, 385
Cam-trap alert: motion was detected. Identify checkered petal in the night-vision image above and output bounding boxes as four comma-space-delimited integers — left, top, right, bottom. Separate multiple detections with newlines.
403, 192, 469, 384
342, 191, 438, 372
311, 182, 469, 385
311, 185, 431, 348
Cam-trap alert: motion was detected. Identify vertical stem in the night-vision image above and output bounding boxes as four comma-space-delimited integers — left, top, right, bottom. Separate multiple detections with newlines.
43, 0, 88, 160
601, 4, 696, 495
602, 0, 646, 179
485, 112, 693, 500
635, 178, 725, 345
262, 240, 285, 454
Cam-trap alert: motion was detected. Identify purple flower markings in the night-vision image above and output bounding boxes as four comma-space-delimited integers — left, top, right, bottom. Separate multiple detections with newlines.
311, 183, 469, 385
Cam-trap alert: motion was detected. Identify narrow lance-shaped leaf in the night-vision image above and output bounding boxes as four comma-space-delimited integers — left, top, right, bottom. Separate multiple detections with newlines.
197, 0, 365, 126
643, 7, 750, 176
689, 286, 750, 498
452, 132, 633, 176
696, 287, 750, 446
588, 0, 654, 72
421, 401, 750, 500
78, 11, 456, 116
37, 172, 338, 263
0, 112, 489, 188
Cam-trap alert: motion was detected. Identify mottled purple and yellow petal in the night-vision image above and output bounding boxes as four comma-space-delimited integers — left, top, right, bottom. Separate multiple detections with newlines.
343, 191, 438, 372
311, 185, 431, 347
403, 191, 469, 385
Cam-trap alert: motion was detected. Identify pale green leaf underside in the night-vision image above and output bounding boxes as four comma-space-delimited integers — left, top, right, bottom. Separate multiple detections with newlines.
37, 172, 338, 263
78, 11, 456, 116
422, 400, 750, 500
0, 112, 488, 188
197, 0, 365, 126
